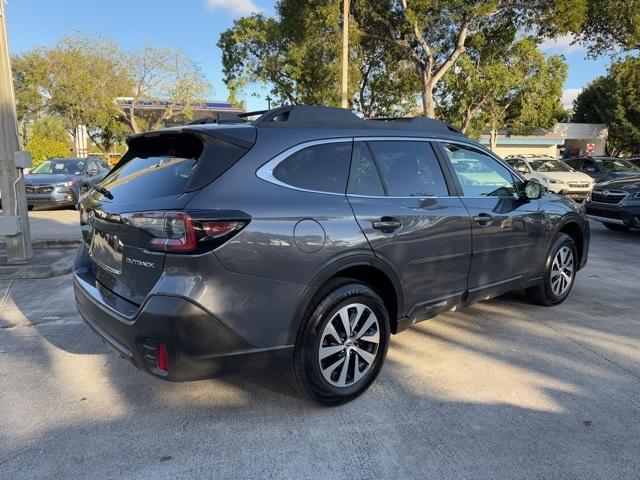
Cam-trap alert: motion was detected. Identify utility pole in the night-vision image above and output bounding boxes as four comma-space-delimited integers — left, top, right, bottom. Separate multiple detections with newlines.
0, 0, 32, 262
340, 0, 350, 109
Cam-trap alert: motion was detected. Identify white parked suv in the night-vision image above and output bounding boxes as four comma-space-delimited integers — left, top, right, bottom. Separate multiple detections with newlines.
505, 155, 595, 202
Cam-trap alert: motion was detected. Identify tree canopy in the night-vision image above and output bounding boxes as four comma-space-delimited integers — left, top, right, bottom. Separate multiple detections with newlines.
218, 0, 421, 118
575, 0, 640, 55
13, 35, 210, 151
573, 57, 640, 155
357, 0, 584, 117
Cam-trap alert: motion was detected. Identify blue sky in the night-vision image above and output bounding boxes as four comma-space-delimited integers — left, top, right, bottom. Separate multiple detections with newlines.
6, 0, 615, 111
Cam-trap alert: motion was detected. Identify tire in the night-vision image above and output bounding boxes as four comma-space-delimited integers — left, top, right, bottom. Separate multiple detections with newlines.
526, 233, 578, 306
603, 222, 630, 232
290, 278, 390, 406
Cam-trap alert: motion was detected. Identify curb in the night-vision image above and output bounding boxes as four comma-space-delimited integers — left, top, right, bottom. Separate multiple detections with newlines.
0, 239, 82, 249
0, 248, 77, 280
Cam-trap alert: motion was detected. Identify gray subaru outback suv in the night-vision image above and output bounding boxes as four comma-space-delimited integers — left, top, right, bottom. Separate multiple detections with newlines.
73, 106, 589, 405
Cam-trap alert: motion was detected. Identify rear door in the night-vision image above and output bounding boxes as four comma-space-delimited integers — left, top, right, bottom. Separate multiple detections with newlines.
347, 139, 472, 319
436, 142, 546, 301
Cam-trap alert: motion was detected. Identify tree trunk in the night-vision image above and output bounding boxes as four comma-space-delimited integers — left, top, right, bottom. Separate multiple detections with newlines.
489, 129, 498, 152
419, 68, 436, 118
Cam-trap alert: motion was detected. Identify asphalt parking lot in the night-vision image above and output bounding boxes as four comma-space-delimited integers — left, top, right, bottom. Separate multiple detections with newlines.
0, 217, 639, 479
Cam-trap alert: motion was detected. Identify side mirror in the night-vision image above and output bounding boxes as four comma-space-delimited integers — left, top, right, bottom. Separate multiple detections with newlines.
524, 180, 544, 200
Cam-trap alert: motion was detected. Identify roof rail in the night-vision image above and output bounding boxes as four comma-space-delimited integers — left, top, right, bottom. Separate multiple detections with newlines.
253, 105, 363, 126
370, 117, 462, 134
245, 105, 466, 135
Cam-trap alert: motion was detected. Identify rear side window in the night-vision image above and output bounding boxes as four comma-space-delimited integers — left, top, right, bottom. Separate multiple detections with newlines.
348, 142, 385, 196
101, 134, 203, 202
273, 142, 352, 193
368, 141, 449, 197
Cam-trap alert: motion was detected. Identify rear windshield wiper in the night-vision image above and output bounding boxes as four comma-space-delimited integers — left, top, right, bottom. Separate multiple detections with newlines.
91, 184, 114, 200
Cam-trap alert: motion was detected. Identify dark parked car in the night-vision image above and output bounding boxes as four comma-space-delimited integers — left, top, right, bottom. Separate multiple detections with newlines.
563, 156, 640, 183
25, 157, 110, 210
73, 106, 590, 405
585, 176, 640, 231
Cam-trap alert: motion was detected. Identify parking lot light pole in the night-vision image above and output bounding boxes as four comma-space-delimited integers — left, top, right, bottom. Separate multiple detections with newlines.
0, 0, 32, 262
340, 0, 350, 109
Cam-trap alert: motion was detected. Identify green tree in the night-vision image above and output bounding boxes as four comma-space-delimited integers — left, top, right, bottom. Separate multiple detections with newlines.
25, 137, 70, 168
576, 0, 640, 55
218, 2, 345, 107
438, 37, 567, 146
116, 47, 211, 133
360, 0, 585, 118
573, 57, 640, 155
13, 35, 210, 150
217, 0, 420, 117
12, 51, 49, 144
29, 116, 70, 143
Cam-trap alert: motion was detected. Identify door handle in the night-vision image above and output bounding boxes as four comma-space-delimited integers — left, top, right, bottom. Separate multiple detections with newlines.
472, 213, 493, 226
372, 217, 402, 232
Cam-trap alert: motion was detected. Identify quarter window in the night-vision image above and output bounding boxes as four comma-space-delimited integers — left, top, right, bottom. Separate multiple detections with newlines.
368, 141, 449, 197
441, 143, 517, 197
348, 142, 385, 196
273, 142, 352, 194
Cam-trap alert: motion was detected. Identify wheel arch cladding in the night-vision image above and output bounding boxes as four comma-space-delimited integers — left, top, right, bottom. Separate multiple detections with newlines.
289, 257, 404, 343
557, 221, 584, 266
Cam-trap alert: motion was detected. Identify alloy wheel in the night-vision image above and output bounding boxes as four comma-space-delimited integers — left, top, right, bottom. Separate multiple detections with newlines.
550, 246, 574, 296
318, 303, 380, 388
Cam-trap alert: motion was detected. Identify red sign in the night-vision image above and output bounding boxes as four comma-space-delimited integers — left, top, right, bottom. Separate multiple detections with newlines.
586, 143, 595, 153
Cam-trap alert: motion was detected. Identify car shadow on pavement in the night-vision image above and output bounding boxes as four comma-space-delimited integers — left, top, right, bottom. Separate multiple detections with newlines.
2, 303, 640, 480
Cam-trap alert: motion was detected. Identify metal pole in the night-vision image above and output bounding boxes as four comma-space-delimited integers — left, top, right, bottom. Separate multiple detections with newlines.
340, 0, 350, 109
0, 1, 32, 262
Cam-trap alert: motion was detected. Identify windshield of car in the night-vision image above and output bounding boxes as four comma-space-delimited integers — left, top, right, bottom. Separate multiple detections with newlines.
32, 159, 85, 175
598, 159, 639, 172
528, 160, 572, 172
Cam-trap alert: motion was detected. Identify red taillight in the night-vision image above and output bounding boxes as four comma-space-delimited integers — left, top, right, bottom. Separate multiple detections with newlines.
126, 211, 248, 253
156, 342, 169, 372
201, 221, 245, 238
148, 212, 197, 252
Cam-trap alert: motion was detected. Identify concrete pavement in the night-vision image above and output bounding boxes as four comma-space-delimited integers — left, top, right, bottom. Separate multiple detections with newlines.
0, 222, 639, 479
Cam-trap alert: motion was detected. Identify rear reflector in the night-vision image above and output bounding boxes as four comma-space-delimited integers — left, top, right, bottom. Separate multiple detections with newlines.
125, 211, 248, 253
156, 342, 169, 373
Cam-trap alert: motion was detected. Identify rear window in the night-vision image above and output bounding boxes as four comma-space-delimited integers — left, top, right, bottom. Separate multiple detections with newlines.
100, 134, 203, 202
273, 142, 352, 193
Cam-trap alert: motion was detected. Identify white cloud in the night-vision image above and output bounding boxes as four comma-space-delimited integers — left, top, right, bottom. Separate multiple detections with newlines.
562, 88, 583, 110
539, 34, 586, 55
205, 0, 261, 16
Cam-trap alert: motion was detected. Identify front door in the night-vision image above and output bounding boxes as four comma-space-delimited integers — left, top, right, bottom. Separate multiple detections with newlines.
347, 140, 472, 320
437, 142, 546, 302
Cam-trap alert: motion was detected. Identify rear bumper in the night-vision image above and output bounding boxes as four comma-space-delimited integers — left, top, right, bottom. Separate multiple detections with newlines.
73, 267, 292, 381
586, 203, 640, 228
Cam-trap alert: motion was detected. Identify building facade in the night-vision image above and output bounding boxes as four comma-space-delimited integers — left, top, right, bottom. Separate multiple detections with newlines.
479, 123, 608, 158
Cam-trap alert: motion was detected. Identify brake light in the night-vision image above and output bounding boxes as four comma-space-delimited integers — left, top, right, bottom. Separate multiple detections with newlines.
125, 211, 248, 253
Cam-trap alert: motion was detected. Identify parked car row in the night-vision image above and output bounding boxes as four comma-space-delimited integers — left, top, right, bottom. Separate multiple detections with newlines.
504, 154, 594, 202
505, 154, 640, 231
